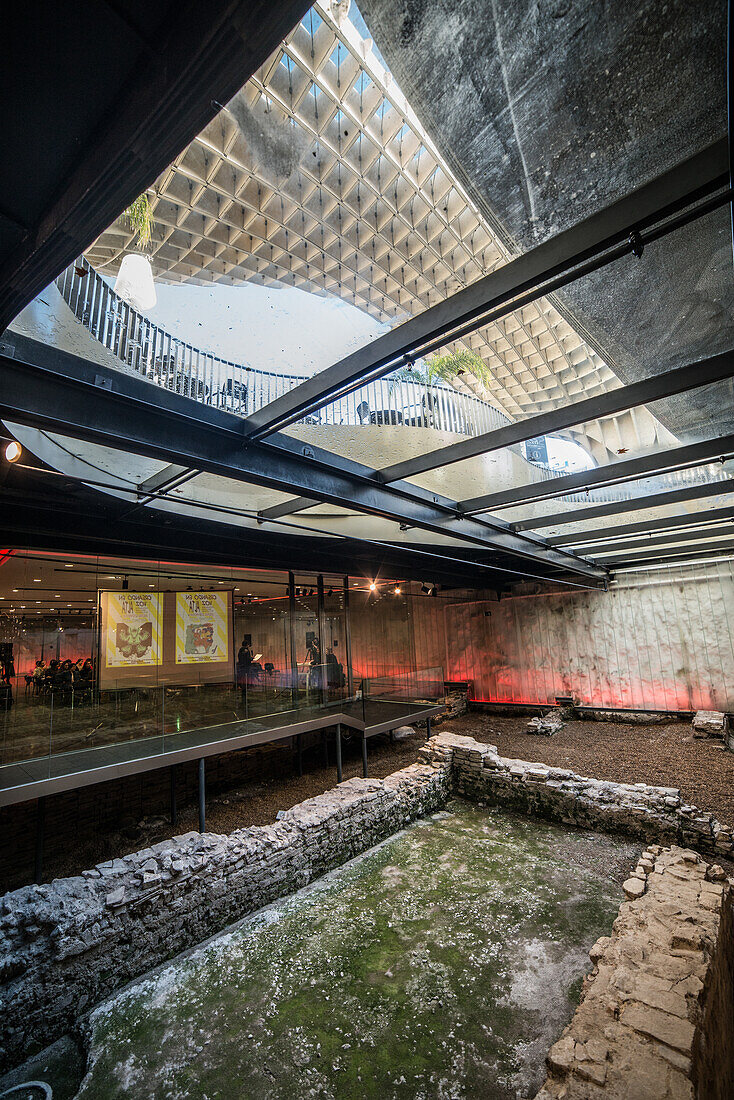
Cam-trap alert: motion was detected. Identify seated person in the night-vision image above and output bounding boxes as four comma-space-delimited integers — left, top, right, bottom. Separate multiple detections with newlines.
78, 658, 94, 682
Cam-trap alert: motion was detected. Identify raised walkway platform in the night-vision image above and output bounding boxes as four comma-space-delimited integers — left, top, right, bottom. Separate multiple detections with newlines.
0, 698, 443, 807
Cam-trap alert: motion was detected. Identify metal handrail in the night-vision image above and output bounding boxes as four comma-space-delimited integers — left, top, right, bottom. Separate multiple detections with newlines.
56, 259, 730, 507
56, 257, 511, 435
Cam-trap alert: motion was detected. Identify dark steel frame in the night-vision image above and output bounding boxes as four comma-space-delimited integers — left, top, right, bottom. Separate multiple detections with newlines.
459, 436, 734, 514
512, 480, 734, 531
550, 505, 734, 547
241, 140, 728, 440
0, 334, 606, 584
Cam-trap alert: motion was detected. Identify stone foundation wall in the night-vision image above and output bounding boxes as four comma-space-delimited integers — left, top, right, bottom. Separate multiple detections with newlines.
535, 846, 734, 1100
0, 738, 315, 892
422, 732, 734, 859
0, 759, 450, 1073
3, 731, 734, 1080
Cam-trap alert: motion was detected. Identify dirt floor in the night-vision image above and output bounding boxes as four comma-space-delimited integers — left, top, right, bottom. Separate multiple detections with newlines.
23, 712, 734, 887
450, 712, 734, 825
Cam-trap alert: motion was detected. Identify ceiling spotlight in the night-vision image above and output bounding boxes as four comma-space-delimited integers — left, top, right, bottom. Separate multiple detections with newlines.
394, 586, 401, 595
4, 440, 22, 463
369, 582, 376, 592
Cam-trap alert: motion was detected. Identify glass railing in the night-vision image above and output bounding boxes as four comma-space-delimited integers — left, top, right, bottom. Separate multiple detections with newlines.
0, 663, 446, 783
361, 666, 445, 706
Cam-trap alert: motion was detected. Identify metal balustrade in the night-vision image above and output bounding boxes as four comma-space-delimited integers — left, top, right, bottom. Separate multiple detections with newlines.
55, 259, 730, 509
56, 258, 510, 436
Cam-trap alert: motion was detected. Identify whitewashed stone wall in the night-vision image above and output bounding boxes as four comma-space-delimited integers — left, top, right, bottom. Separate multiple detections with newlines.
3, 733, 733, 1077
443, 562, 734, 712
0, 761, 450, 1072
422, 733, 734, 858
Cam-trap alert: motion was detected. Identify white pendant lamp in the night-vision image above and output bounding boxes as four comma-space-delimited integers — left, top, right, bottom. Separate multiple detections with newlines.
114, 253, 157, 311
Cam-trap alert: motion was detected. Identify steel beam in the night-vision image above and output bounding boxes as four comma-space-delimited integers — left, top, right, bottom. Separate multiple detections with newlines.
597, 539, 734, 565
379, 353, 734, 484
0, 335, 606, 583
259, 495, 319, 520
550, 505, 734, 547
582, 526, 734, 555
513, 480, 734, 530
459, 436, 734, 514
241, 140, 727, 439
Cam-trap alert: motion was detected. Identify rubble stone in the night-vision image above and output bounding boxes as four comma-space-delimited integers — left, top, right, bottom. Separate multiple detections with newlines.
692, 710, 729, 739
527, 710, 565, 736
0, 759, 451, 1072
420, 732, 734, 860
534, 846, 733, 1099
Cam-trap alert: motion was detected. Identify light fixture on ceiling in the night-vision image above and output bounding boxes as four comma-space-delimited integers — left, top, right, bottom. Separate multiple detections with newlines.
369, 582, 376, 592
394, 586, 401, 595
114, 253, 157, 311
4, 440, 22, 463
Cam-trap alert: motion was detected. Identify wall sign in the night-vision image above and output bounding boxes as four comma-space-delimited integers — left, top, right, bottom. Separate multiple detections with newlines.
175, 592, 229, 664
105, 592, 162, 668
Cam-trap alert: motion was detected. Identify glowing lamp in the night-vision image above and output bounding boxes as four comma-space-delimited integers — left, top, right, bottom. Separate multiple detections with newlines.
369, 582, 376, 591
4, 441, 21, 463
114, 253, 157, 311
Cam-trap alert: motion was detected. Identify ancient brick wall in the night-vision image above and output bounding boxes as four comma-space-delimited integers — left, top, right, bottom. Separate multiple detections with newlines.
0, 760, 451, 1072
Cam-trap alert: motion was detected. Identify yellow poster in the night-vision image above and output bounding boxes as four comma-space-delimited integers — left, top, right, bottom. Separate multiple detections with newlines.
105, 592, 162, 668
175, 592, 229, 664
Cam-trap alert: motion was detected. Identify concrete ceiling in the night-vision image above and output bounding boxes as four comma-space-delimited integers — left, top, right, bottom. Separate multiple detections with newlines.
358, 0, 734, 445
84, 0, 689, 463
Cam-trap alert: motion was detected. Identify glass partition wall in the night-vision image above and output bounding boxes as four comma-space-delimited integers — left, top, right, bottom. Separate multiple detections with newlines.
0, 553, 438, 778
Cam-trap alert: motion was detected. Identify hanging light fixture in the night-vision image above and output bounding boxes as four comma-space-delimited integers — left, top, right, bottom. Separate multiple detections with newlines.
114, 253, 157, 311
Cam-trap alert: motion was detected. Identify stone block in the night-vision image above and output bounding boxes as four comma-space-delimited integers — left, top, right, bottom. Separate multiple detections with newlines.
692, 711, 729, 737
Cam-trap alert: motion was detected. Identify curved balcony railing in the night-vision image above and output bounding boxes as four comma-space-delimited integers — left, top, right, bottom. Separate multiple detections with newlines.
56, 259, 730, 509
56, 258, 511, 437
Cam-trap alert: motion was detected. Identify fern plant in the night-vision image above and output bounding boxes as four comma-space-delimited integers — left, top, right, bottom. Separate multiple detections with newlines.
124, 193, 153, 249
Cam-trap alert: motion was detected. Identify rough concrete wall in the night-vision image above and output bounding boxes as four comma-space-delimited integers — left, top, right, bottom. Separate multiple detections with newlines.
349, 590, 417, 679
0, 759, 451, 1073
536, 846, 733, 1099
444, 563, 734, 711
358, 0, 734, 445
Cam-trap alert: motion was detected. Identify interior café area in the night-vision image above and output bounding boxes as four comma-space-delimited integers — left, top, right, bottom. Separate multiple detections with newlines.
0, 549, 443, 776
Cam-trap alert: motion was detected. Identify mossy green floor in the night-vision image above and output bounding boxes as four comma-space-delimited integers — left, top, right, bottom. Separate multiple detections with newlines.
74, 802, 636, 1099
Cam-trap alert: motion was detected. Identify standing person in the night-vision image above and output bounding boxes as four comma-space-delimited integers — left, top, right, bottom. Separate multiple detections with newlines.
237, 637, 253, 710
305, 635, 321, 694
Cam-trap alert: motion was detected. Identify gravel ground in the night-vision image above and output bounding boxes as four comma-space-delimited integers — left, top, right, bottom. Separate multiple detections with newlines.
449, 713, 734, 825
32, 713, 734, 886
